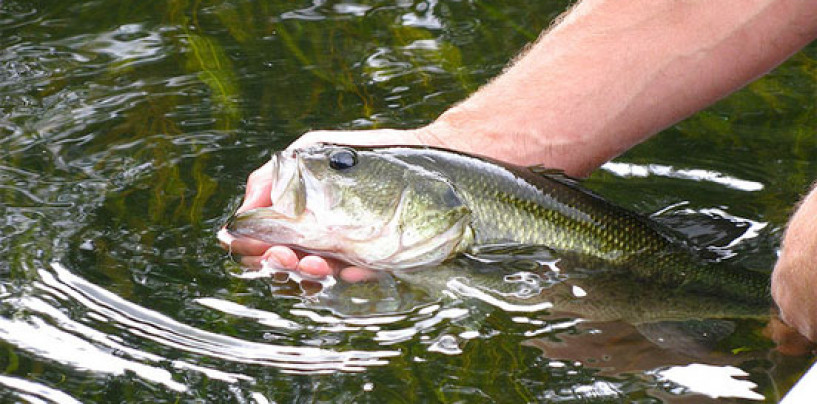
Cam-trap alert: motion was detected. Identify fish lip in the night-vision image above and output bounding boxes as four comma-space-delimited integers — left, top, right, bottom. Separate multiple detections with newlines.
224, 208, 266, 237
229, 207, 285, 226
226, 206, 309, 243
268, 150, 284, 205
267, 149, 306, 219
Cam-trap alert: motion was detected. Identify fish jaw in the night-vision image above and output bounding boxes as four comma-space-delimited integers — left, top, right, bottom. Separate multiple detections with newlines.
227, 207, 313, 247
226, 204, 474, 271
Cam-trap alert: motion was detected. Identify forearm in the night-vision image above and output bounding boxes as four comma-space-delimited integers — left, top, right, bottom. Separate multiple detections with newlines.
424, 0, 817, 176
773, 184, 817, 342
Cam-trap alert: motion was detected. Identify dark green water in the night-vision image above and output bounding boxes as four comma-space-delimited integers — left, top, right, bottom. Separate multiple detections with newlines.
1, 0, 815, 402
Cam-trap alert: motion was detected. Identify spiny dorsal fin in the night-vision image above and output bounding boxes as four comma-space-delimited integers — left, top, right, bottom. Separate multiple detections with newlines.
527, 165, 583, 187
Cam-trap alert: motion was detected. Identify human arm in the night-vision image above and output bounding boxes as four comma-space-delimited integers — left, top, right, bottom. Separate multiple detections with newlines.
293, 0, 817, 176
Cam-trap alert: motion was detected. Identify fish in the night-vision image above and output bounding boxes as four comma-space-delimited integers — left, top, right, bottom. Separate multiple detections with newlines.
226, 144, 771, 305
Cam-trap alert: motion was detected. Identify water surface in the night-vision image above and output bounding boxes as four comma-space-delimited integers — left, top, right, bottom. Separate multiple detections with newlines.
1, 0, 815, 402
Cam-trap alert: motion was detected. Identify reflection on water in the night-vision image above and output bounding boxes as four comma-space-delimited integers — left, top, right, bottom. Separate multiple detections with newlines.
1, 0, 815, 401
0, 374, 83, 404
50, 262, 397, 372
602, 161, 765, 192
654, 364, 764, 401
0, 261, 403, 397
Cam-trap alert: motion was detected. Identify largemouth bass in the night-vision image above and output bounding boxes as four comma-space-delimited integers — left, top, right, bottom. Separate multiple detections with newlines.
226, 145, 770, 304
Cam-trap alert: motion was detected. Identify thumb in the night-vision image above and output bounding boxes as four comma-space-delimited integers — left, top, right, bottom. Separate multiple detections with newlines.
286, 128, 425, 151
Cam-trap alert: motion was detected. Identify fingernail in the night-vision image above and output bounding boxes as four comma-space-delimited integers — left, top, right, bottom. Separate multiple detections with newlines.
262, 255, 284, 269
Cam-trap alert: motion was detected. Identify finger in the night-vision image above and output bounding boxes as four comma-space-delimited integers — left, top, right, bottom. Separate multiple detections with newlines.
296, 255, 340, 278
261, 246, 299, 270
240, 255, 264, 269
339, 266, 381, 283
239, 246, 300, 271
224, 236, 272, 257
237, 245, 299, 270
237, 160, 274, 214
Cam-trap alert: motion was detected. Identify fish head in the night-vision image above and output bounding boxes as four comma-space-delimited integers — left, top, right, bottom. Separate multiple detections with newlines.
227, 145, 474, 270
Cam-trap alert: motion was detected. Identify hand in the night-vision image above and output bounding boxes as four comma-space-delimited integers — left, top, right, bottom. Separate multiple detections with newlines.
221, 127, 432, 282
771, 183, 817, 343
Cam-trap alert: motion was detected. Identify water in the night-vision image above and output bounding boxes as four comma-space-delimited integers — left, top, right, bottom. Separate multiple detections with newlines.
1, 0, 815, 402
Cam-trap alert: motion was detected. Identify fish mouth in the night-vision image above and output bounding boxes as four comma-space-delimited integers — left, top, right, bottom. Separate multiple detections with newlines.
228, 207, 298, 230
223, 150, 310, 243
225, 205, 316, 250
267, 150, 306, 219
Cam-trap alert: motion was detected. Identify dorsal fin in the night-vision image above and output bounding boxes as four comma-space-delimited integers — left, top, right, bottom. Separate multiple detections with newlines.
527, 165, 583, 187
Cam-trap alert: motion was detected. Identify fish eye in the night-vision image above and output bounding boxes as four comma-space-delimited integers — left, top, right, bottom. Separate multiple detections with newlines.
328, 149, 357, 170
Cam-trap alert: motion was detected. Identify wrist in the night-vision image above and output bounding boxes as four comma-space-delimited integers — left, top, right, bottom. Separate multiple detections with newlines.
421, 105, 536, 164
423, 102, 610, 176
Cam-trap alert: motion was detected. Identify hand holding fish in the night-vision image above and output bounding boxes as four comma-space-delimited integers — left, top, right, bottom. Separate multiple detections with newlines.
222, 128, 431, 282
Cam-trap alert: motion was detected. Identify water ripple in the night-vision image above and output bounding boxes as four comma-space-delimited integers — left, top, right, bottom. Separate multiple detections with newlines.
77, 23, 165, 65
0, 374, 82, 404
0, 2, 42, 34
0, 309, 187, 392
35, 262, 399, 375
602, 162, 764, 192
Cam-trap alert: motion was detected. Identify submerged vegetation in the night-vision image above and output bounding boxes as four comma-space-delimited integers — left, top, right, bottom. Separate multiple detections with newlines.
0, 0, 815, 401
